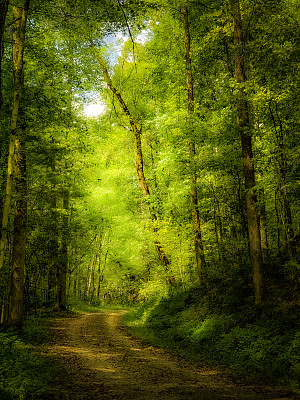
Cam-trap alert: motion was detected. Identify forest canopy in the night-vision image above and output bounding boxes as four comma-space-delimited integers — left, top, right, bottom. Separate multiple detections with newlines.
0, 0, 299, 330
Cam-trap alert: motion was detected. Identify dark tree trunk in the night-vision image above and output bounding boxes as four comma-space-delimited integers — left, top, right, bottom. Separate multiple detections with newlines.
269, 102, 294, 256
55, 191, 69, 310
7, 1, 30, 330
0, 0, 9, 109
9, 134, 27, 329
230, 0, 265, 304
182, 5, 206, 281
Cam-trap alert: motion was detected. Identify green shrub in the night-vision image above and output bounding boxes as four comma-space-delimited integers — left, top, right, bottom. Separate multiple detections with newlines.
123, 285, 300, 391
0, 316, 65, 399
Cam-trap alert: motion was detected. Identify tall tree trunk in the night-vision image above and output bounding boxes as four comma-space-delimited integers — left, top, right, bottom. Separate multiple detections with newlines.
0, 0, 9, 109
212, 185, 224, 264
48, 192, 58, 306
55, 191, 69, 310
258, 185, 268, 255
55, 57, 73, 310
230, 0, 265, 304
0, 1, 29, 271
4, 1, 30, 329
0, 269, 10, 324
93, 46, 171, 275
86, 234, 98, 299
9, 133, 27, 329
97, 247, 108, 301
268, 102, 294, 256
182, 5, 206, 281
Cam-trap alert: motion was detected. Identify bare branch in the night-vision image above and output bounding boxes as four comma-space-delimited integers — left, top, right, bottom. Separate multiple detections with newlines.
115, 0, 137, 71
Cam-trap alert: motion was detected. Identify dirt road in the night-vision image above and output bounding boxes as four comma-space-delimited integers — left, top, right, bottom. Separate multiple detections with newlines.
45, 311, 295, 400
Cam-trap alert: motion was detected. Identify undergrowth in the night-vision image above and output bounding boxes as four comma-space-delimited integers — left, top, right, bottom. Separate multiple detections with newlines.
0, 302, 120, 400
69, 298, 127, 314
0, 313, 70, 400
123, 282, 300, 393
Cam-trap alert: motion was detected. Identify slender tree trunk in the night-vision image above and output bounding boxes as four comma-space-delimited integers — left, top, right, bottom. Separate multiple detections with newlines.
0, 0, 9, 109
269, 102, 294, 255
0, 271, 10, 324
230, 0, 265, 304
253, 110, 269, 255
48, 192, 57, 306
61, 192, 69, 307
87, 235, 98, 299
55, 191, 69, 310
95, 236, 103, 301
93, 46, 172, 275
182, 5, 205, 281
97, 248, 108, 301
55, 58, 73, 310
9, 134, 27, 329
0, 136, 15, 271
275, 105, 294, 248
258, 185, 268, 254
212, 185, 223, 263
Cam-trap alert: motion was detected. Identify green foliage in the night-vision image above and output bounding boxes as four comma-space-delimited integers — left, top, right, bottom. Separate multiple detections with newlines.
0, 316, 63, 400
124, 285, 300, 390
0, 0, 299, 393
70, 298, 127, 313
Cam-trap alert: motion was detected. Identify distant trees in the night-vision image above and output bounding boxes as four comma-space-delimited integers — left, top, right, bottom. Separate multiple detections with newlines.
0, 0, 299, 328
91, 45, 172, 276
95, 0, 299, 302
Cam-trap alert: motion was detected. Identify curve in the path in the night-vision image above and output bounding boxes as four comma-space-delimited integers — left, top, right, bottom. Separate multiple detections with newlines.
47, 311, 294, 400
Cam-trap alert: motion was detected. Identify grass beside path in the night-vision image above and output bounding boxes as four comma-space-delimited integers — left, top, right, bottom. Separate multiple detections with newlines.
0, 303, 125, 400
69, 299, 128, 314
0, 313, 69, 400
122, 288, 300, 395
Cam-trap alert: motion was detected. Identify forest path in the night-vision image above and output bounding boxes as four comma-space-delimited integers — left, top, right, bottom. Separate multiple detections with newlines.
45, 311, 294, 400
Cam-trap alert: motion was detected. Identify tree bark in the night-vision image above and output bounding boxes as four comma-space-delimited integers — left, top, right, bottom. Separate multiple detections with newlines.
268, 102, 294, 256
55, 191, 69, 310
93, 46, 171, 274
97, 247, 108, 301
0, 1, 29, 272
230, 0, 265, 304
86, 235, 98, 299
55, 55, 73, 310
182, 5, 206, 281
0, 0, 9, 109
48, 191, 58, 306
4, 1, 30, 329
9, 133, 27, 329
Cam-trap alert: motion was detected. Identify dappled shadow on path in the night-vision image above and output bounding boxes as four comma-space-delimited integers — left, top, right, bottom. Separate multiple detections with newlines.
43, 311, 295, 400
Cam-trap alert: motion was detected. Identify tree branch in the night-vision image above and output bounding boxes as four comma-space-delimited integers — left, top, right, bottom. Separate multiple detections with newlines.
115, 0, 137, 70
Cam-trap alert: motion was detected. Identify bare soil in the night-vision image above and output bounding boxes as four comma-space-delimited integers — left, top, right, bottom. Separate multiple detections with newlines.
43, 311, 297, 400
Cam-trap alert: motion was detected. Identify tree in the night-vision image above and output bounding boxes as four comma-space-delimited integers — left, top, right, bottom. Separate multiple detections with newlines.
0, 0, 9, 109
7, 0, 30, 329
91, 45, 172, 277
0, 0, 298, 317
9, 121, 27, 329
181, 4, 205, 280
230, 0, 265, 304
